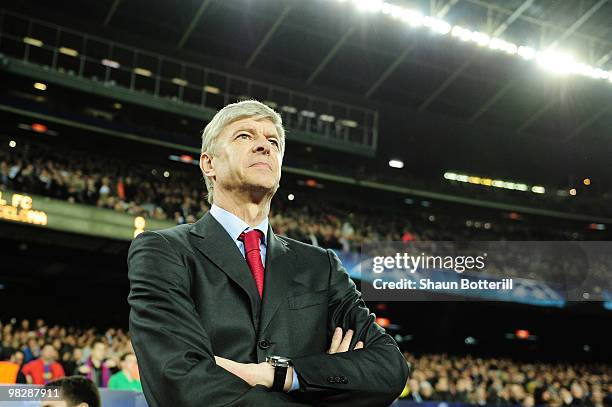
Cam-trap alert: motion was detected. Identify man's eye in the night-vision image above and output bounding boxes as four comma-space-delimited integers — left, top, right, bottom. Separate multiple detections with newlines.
237, 133, 251, 140
270, 139, 279, 147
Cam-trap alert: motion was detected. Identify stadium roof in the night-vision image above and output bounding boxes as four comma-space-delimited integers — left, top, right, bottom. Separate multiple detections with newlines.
2, 0, 612, 188
9, 0, 610, 139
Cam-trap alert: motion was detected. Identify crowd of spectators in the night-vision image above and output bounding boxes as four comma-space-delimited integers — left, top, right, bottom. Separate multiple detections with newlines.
0, 140, 588, 250
400, 353, 610, 407
1, 318, 610, 406
0, 140, 464, 248
0, 318, 141, 391
0, 141, 209, 225
2, 140, 610, 294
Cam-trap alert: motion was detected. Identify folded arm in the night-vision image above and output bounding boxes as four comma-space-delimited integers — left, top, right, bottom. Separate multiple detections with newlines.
290, 249, 411, 407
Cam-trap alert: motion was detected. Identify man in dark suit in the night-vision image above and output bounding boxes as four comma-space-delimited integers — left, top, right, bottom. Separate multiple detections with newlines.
127, 100, 409, 406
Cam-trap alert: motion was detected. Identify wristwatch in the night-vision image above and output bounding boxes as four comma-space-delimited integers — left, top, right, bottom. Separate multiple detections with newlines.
266, 355, 292, 391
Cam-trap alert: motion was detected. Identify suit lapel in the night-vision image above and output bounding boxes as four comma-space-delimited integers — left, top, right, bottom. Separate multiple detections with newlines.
189, 212, 261, 326
259, 226, 294, 336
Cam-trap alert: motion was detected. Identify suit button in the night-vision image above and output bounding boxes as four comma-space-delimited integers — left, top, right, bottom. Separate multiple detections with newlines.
327, 376, 335, 383
341, 377, 348, 384
258, 340, 271, 350
335, 376, 341, 383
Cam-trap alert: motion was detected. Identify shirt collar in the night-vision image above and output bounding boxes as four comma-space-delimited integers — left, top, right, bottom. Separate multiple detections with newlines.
210, 204, 268, 245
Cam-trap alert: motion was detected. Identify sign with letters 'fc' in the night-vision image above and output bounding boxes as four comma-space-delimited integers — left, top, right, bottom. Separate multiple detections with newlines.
0, 191, 48, 226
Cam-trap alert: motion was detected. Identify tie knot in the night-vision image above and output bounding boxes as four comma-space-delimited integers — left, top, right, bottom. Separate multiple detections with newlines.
239, 229, 263, 252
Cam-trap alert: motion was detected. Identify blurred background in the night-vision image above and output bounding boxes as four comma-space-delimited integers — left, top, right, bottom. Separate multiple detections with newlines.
0, 0, 611, 405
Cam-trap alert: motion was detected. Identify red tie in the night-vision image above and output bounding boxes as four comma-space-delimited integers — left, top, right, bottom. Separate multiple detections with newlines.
239, 230, 265, 298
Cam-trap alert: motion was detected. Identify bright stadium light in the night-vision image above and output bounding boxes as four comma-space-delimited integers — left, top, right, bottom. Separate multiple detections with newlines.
446, 171, 546, 194
514, 184, 528, 191
388, 159, 404, 169
400, 10, 424, 27
489, 38, 518, 55
203, 85, 220, 94
338, 119, 358, 128
353, 0, 384, 13
281, 105, 297, 114
59, 47, 79, 57
102, 59, 120, 69
287, 193, 295, 201
134, 67, 152, 77
300, 110, 317, 118
517, 46, 537, 60
23, 37, 43, 47
171, 78, 188, 86
332, 0, 612, 87
537, 51, 575, 75
33, 82, 47, 91
471, 32, 491, 47
452, 26, 472, 42
423, 17, 451, 35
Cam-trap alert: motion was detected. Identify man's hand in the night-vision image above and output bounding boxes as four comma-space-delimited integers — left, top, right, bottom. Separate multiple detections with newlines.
77, 365, 91, 374
327, 327, 364, 354
214, 356, 294, 392
214, 326, 363, 392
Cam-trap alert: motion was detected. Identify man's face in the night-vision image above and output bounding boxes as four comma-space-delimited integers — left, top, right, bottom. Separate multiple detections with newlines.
12, 351, 24, 365
41, 345, 56, 361
201, 117, 282, 200
92, 343, 106, 361
123, 354, 137, 371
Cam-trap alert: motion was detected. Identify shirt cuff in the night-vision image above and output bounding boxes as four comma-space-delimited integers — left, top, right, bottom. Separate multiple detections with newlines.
289, 368, 300, 391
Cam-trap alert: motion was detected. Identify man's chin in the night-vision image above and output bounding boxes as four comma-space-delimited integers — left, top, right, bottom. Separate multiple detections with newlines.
243, 182, 278, 197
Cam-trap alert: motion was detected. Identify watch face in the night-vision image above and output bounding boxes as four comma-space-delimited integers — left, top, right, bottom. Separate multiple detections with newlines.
268, 356, 292, 367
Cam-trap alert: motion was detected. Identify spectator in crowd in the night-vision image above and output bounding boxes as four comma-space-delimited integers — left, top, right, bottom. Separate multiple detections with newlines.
21, 343, 65, 385
42, 375, 101, 407
0, 349, 26, 384
75, 339, 114, 388
23, 337, 41, 363
108, 352, 142, 391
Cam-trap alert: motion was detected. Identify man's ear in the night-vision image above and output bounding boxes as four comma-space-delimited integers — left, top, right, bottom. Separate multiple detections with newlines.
200, 152, 215, 178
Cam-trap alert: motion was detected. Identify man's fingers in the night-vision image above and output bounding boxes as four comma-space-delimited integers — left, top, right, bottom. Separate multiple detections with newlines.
328, 327, 343, 354
354, 341, 364, 350
338, 329, 353, 353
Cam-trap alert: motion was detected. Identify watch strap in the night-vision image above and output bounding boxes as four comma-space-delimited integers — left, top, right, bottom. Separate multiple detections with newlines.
272, 364, 287, 391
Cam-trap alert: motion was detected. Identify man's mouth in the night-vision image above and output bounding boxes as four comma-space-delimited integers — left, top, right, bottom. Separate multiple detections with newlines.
250, 162, 272, 170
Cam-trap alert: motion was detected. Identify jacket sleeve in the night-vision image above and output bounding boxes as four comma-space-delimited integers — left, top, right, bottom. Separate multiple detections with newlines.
290, 249, 410, 407
127, 231, 306, 407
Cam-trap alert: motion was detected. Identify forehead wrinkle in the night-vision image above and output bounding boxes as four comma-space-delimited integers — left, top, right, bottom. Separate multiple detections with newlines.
231, 125, 279, 139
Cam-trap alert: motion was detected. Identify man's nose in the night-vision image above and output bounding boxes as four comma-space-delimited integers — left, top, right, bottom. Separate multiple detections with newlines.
252, 135, 271, 154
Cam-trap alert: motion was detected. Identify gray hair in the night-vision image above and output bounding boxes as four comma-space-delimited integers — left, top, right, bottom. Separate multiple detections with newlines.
200, 99, 286, 205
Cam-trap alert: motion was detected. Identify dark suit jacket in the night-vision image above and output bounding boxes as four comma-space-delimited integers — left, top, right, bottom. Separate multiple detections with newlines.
127, 212, 409, 406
